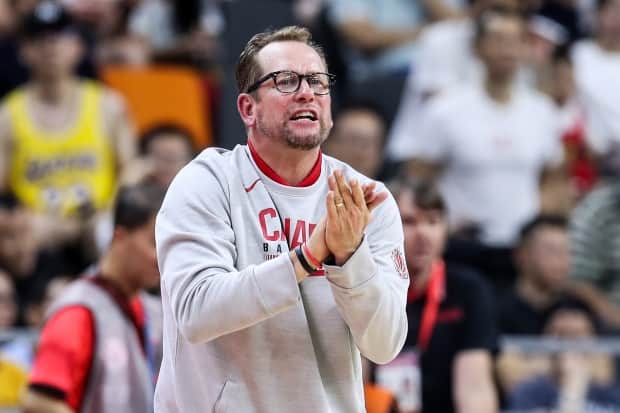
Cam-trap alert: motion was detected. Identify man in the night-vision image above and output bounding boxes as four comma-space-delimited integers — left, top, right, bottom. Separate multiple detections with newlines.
155, 26, 409, 412
508, 299, 620, 412
0, 0, 135, 256
387, 0, 519, 161
22, 183, 165, 413
399, 9, 566, 281
378, 177, 497, 413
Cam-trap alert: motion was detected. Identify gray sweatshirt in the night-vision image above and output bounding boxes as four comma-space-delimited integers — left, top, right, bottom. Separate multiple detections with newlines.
154, 145, 409, 413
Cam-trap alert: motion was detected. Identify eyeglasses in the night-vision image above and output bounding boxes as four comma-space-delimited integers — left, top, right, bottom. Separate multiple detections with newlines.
246, 70, 336, 95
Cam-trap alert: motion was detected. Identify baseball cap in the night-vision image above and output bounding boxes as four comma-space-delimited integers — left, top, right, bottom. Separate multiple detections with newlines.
20, 0, 77, 38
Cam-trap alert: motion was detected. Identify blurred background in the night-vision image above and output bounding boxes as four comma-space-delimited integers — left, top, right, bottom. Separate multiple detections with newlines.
1, 0, 620, 412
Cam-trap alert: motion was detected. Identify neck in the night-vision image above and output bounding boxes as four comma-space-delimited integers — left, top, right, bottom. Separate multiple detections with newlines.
99, 250, 138, 298
485, 77, 513, 103
31, 77, 75, 104
410, 261, 433, 292
598, 35, 620, 52
249, 135, 320, 185
516, 276, 555, 309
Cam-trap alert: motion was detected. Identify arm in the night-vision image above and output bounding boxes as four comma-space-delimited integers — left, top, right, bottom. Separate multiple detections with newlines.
453, 350, 498, 413
335, 19, 423, 53
454, 271, 498, 412
25, 306, 94, 413
567, 281, 620, 329
23, 390, 74, 413
322, 173, 409, 364
101, 88, 137, 183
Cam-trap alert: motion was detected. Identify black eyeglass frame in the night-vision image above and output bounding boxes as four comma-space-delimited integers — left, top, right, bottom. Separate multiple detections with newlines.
245, 70, 336, 95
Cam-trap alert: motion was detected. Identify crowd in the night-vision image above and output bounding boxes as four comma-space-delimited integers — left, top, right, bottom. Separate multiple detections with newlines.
0, 0, 618, 412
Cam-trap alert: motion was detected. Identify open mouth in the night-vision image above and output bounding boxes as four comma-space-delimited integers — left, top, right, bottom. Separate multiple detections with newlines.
290, 110, 318, 122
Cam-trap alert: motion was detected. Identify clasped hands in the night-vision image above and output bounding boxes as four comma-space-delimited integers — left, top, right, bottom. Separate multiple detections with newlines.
305, 170, 388, 267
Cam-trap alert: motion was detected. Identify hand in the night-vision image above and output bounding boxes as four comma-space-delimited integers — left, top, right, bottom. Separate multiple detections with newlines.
325, 170, 387, 265
304, 216, 330, 264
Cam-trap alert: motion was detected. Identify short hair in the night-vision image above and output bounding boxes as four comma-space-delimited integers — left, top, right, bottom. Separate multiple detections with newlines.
542, 296, 601, 335
235, 25, 327, 94
518, 214, 568, 246
474, 7, 524, 43
388, 176, 446, 213
113, 183, 166, 231
138, 123, 197, 156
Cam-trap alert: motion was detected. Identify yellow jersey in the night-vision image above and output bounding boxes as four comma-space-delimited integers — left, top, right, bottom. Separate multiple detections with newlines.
6, 81, 116, 217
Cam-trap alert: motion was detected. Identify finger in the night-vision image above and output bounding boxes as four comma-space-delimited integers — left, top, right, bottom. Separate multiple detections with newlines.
326, 190, 340, 222
334, 170, 354, 208
350, 178, 365, 208
362, 181, 376, 195
328, 174, 344, 209
367, 191, 389, 212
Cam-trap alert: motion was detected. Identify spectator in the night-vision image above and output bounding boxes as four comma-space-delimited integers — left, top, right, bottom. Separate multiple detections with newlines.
572, 0, 620, 172
22, 183, 166, 413
137, 124, 196, 188
387, 0, 520, 161
499, 215, 573, 335
326, 0, 463, 129
377, 177, 497, 413
322, 101, 387, 179
0, 0, 137, 258
400, 9, 566, 282
128, 0, 223, 68
495, 214, 590, 396
569, 178, 620, 329
507, 299, 620, 413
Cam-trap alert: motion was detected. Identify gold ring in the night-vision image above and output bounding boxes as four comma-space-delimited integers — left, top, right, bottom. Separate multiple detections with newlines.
335, 202, 345, 208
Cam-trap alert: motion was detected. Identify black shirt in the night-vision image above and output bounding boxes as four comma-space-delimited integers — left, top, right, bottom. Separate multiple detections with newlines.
498, 291, 547, 336
405, 264, 497, 413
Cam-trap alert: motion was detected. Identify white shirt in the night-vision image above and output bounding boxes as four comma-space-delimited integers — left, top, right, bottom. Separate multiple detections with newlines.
412, 85, 563, 246
572, 40, 620, 155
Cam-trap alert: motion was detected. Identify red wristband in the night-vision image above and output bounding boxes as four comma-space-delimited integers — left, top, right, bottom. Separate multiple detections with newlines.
302, 243, 322, 269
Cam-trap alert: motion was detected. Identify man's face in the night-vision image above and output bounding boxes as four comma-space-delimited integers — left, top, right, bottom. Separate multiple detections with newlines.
520, 227, 571, 292
324, 109, 385, 178
396, 190, 447, 274
145, 133, 194, 188
545, 310, 594, 338
21, 32, 82, 79
250, 41, 333, 150
477, 15, 525, 81
118, 217, 159, 291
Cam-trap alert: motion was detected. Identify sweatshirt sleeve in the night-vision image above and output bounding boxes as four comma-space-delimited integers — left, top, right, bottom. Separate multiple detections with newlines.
322, 190, 409, 364
156, 156, 301, 344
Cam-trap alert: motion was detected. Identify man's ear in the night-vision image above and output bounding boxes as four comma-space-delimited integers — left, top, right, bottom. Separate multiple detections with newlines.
237, 93, 257, 127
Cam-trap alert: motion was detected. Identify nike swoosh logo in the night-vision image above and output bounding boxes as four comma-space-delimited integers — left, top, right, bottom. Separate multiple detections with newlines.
244, 178, 261, 193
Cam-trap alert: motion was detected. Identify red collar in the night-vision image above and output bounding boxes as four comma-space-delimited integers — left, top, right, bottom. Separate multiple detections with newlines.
247, 139, 322, 187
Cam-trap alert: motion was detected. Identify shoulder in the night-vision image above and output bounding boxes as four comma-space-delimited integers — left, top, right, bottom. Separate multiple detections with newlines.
420, 19, 470, 46
446, 263, 489, 290
161, 146, 237, 212
427, 85, 479, 115
571, 40, 598, 63
97, 83, 128, 117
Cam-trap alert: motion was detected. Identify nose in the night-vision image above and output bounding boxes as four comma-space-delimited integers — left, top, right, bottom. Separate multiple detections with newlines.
294, 78, 315, 101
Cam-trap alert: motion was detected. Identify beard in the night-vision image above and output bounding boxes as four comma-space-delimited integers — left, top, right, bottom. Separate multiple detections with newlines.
257, 114, 331, 150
